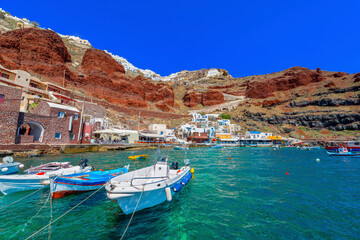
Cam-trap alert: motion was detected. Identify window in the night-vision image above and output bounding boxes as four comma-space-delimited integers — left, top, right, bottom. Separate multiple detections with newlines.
0, 94, 4, 104
74, 114, 78, 120
1, 73, 9, 79
58, 112, 64, 118
55, 133, 61, 139
70, 133, 75, 140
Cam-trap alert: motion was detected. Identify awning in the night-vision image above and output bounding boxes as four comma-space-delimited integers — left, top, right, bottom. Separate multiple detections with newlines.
139, 133, 165, 138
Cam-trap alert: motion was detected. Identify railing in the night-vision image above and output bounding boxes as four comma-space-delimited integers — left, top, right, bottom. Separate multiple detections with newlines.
130, 176, 169, 188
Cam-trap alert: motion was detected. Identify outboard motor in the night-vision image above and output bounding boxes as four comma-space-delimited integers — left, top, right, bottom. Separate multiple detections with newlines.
2, 156, 14, 164
79, 158, 89, 169
171, 161, 179, 170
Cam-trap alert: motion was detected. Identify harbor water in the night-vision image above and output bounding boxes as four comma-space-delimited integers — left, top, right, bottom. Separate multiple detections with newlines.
0, 147, 359, 239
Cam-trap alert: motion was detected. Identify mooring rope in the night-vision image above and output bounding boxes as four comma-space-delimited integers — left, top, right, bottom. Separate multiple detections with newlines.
48, 190, 53, 240
25, 184, 107, 240
0, 187, 44, 210
120, 185, 145, 240
10, 191, 51, 239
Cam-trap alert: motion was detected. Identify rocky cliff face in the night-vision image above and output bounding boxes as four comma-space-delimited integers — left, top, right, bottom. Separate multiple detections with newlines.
0, 28, 175, 112
240, 111, 360, 131
79, 48, 174, 109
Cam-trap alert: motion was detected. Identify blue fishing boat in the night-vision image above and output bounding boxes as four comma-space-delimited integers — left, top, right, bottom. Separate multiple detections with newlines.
50, 165, 129, 198
326, 146, 360, 157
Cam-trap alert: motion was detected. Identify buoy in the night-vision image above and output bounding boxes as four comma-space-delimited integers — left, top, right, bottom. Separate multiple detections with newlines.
286, 172, 289, 175
19, 164, 24, 168
1, 167, 8, 172
165, 187, 172, 201
190, 168, 194, 174
316, 158, 320, 162
229, 157, 231, 160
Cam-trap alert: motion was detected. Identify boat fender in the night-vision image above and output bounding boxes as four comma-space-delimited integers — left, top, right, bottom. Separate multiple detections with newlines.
187, 173, 192, 181
165, 187, 172, 201
1, 167, 8, 172
172, 183, 182, 192
181, 177, 189, 186
41, 180, 50, 185
19, 164, 24, 168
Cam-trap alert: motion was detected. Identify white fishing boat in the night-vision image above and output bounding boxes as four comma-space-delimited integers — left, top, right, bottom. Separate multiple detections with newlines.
0, 159, 92, 195
0, 157, 24, 175
24, 162, 72, 174
106, 156, 193, 214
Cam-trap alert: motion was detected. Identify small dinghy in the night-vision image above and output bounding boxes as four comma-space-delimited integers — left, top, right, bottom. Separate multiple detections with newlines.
0, 159, 92, 195
0, 157, 24, 175
128, 154, 148, 160
50, 165, 129, 198
210, 144, 223, 149
174, 146, 189, 150
106, 156, 193, 214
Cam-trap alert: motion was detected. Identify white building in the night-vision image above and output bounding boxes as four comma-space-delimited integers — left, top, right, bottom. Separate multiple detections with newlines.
244, 131, 273, 139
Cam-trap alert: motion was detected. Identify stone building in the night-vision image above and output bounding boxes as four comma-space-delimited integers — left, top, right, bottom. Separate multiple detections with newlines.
0, 84, 22, 144
16, 101, 81, 144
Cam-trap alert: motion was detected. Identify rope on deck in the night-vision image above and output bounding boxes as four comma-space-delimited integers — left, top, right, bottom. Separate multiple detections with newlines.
120, 185, 145, 240
25, 184, 107, 240
0, 187, 44, 210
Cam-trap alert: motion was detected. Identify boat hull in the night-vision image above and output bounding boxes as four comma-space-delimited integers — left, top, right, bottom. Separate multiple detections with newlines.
51, 183, 104, 198
0, 163, 21, 175
326, 151, 360, 156
0, 166, 91, 195
108, 168, 191, 214
0, 177, 48, 195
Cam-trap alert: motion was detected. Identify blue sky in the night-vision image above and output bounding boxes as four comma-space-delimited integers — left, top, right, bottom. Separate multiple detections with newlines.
1, 0, 359, 77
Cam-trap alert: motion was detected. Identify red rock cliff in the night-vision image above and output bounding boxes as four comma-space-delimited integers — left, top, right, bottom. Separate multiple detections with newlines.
0, 28, 74, 83
246, 67, 325, 99
0, 28, 175, 112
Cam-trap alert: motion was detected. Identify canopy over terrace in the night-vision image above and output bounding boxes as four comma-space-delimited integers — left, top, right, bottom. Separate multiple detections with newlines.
139, 132, 166, 143
93, 129, 130, 143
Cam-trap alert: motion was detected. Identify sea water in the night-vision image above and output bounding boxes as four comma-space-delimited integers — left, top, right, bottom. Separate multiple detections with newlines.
0, 147, 359, 239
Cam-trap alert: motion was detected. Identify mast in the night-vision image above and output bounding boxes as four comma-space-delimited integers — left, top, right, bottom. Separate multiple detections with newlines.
78, 94, 85, 143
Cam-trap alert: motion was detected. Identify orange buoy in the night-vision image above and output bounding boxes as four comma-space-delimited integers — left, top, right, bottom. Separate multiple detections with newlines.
229, 157, 231, 160
286, 172, 289, 175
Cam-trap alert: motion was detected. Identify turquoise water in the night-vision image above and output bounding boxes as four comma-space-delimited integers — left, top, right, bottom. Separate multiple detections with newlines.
0, 147, 359, 239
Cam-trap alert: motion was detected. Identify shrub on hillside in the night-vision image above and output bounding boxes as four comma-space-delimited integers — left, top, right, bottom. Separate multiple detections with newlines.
219, 113, 231, 119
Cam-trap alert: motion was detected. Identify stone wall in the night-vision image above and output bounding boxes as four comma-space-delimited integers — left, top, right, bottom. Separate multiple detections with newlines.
76, 102, 105, 118
0, 85, 22, 144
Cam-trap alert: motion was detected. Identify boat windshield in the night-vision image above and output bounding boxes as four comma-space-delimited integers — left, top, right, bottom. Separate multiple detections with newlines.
158, 156, 169, 163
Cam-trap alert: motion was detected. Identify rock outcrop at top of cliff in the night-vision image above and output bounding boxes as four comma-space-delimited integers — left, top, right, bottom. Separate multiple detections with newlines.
182, 90, 225, 108
79, 48, 174, 109
0, 28, 74, 82
246, 67, 325, 99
